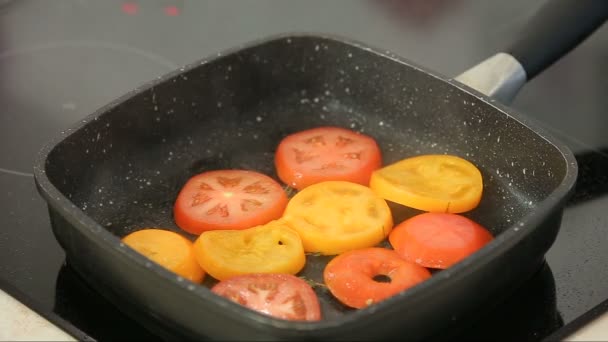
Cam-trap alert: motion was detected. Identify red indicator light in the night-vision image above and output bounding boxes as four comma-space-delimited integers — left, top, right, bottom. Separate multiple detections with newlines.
122, 2, 139, 15
164, 5, 180, 16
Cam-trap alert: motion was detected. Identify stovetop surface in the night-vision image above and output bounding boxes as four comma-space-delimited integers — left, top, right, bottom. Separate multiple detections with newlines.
1, 1, 607, 341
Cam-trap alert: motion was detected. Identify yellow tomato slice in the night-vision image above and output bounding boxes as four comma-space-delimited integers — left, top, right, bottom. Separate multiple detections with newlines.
282, 181, 393, 255
193, 220, 305, 281
369, 154, 483, 213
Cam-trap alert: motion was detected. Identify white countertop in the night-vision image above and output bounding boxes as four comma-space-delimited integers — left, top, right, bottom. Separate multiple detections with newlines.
564, 310, 608, 341
0, 288, 74, 341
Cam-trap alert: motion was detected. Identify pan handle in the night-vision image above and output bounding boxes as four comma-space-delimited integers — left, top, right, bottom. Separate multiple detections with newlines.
454, 0, 608, 104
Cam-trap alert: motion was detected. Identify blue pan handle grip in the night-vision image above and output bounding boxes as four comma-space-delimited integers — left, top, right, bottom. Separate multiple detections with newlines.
455, 0, 608, 104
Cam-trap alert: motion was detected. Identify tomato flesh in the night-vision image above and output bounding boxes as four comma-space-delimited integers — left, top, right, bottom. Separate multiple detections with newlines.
211, 273, 321, 321
122, 228, 205, 283
275, 126, 382, 190
282, 181, 393, 255
324, 247, 431, 309
174, 170, 288, 234
389, 212, 493, 269
193, 220, 306, 280
370, 154, 483, 213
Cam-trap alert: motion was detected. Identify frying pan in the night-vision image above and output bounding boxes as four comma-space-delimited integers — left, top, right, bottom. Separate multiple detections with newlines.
33, 0, 607, 340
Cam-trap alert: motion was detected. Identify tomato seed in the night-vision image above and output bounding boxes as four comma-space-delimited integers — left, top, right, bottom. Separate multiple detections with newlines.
285, 294, 306, 317
225, 290, 247, 305
241, 199, 263, 211
318, 162, 347, 170
335, 136, 354, 147
304, 135, 326, 146
248, 283, 278, 300
207, 204, 229, 217
199, 182, 214, 190
243, 181, 270, 194
293, 148, 317, 164
367, 203, 379, 218
343, 151, 362, 160
217, 176, 242, 188
191, 193, 212, 206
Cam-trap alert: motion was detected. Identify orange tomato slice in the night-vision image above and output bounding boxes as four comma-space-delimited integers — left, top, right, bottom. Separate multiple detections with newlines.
122, 228, 205, 283
193, 220, 305, 281
282, 181, 393, 255
370, 154, 483, 213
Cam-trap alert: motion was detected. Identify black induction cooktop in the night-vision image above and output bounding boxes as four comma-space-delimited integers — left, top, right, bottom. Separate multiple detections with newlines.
1, 1, 607, 341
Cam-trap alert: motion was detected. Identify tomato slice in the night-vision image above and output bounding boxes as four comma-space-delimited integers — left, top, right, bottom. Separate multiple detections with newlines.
173, 170, 288, 234
193, 220, 305, 281
282, 181, 393, 255
274, 126, 382, 190
324, 247, 431, 309
389, 212, 494, 269
122, 228, 205, 283
211, 273, 321, 321
369, 154, 483, 213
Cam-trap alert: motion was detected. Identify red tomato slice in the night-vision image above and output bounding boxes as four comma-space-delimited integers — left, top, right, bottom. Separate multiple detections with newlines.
389, 212, 494, 269
274, 126, 382, 190
211, 273, 321, 321
173, 170, 288, 235
324, 247, 431, 309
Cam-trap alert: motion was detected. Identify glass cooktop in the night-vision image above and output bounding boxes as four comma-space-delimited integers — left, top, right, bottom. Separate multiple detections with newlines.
1, 0, 607, 340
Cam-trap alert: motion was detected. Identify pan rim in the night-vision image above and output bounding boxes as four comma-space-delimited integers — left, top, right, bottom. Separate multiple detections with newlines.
32, 31, 578, 335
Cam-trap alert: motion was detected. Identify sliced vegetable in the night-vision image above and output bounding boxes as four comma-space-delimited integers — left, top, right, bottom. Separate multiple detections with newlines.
174, 169, 288, 234
369, 154, 483, 213
211, 273, 321, 321
323, 247, 431, 309
274, 126, 382, 190
282, 181, 393, 255
389, 212, 493, 269
122, 228, 205, 283
193, 220, 305, 281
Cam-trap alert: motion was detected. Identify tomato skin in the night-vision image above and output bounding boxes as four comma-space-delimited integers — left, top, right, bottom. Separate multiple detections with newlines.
324, 247, 431, 309
275, 126, 382, 190
370, 154, 483, 213
173, 170, 288, 235
389, 212, 493, 269
282, 181, 393, 255
122, 228, 205, 283
193, 220, 305, 281
211, 273, 321, 321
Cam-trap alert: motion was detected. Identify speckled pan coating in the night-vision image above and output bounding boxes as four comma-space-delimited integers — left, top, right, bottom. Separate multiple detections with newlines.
33, 34, 576, 341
